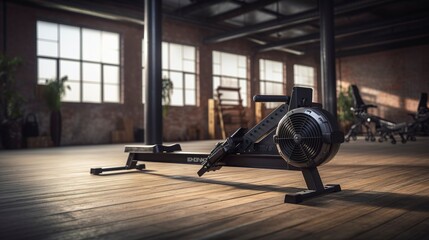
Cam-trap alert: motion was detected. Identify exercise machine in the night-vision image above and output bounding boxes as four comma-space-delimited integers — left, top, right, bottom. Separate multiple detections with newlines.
91, 87, 344, 203
408, 92, 429, 136
345, 85, 411, 144
344, 84, 377, 142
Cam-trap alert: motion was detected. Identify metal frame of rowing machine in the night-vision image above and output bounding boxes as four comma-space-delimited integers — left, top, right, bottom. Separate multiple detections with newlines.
90, 87, 341, 203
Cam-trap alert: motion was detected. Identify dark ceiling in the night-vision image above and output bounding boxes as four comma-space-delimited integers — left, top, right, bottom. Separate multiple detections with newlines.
22, 0, 429, 57
163, 0, 429, 57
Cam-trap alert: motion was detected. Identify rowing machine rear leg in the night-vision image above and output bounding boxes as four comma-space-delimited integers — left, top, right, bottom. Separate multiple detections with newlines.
284, 168, 341, 203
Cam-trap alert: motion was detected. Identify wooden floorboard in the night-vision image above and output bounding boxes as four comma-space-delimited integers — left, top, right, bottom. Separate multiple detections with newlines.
0, 137, 428, 239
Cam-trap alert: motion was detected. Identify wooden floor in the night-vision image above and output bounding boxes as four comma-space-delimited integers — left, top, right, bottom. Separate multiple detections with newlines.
0, 137, 428, 240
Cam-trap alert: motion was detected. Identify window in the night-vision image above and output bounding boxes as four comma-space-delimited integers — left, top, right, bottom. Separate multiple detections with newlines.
142, 41, 197, 106
294, 64, 316, 98
37, 21, 120, 103
259, 59, 284, 108
212, 51, 248, 106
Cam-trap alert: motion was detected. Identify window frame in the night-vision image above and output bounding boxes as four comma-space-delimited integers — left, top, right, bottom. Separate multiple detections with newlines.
293, 64, 316, 98
259, 59, 285, 108
212, 51, 248, 107
36, 20, 121, 104
142, 41, 198, 106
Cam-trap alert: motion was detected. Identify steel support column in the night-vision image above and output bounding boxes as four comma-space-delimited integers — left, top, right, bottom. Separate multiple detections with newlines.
2, 0, 6, 53
319, 0, 337, 118
143, 0, 162, 144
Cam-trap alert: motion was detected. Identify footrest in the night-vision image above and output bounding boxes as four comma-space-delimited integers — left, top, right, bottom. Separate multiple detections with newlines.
125, 144, 182, 153
284, 184, 341, 204
90, 168, 103, 175
90, 163, 146, 175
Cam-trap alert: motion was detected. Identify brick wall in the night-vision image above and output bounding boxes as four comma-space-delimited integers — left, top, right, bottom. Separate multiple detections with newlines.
6, 2, 144, 145
4, 1, 319, 145
337, 45, 429, 123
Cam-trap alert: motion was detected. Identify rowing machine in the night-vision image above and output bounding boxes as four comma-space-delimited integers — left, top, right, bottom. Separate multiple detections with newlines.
90, 87, 344, 203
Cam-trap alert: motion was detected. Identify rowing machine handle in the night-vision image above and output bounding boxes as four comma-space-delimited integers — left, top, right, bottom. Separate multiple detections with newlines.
253, 95, 290, 103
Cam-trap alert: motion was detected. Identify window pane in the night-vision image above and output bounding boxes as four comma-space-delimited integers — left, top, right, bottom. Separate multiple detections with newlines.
238, 56, 246, 67
266, 82, 283, 95
239, 79, 247, 106
185, 74, 195, 90
259, 60, 265, 80
104, 65, 119, 84
60, 60, 80, 80
213, 76, 220, 91
38, 58, 57, 84
185, 90, 195, 105
238, 67, 246, 78
213, 51, 220, 64
183, 46, 195, 60
37, 40, 58, 57
183, 60, 195, 72
221, 53, 237, 76
294, 65, 314, 86
171, 89, 184, 106
266, 61, 283, 82
102, 32, 119, 64
63, 81, 80, 102
170, 71, 183, 90
83, 83, 101, 103
221, 76, 237, 87
83, 63, 101, 83
215, 51, 247, 79
82, 29, 101, 62
162, 42, 169, 68
213, 64, 220, 75
169, 44, 182, 71
260, 82, 265, 94
37, 21, 58, 41
60, 25, 80, 59
104, 84, 119, 102
102, 50, 119, 64
102, 32, 119, 50
260, 59, 284, 98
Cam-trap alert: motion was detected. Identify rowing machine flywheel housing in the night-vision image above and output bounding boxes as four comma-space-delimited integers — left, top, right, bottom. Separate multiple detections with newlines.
274, 107, 344, 168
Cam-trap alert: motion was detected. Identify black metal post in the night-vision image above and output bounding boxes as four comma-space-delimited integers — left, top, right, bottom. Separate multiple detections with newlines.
319, 0, 337, 118
143, 0, 163, 144
2, 0, 7, 53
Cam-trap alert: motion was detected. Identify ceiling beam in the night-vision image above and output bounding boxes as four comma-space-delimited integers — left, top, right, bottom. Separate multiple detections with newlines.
208, 0, 279, 23
258, 14, 429, 52
204, 0, 400, 44
19, 0, 144, 25
336, 36, 429, 57
173, 0, 228, 15
336, 28, 429, 51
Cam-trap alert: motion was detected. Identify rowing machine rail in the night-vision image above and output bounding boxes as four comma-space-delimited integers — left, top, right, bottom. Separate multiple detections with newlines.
90, 87, 343, 203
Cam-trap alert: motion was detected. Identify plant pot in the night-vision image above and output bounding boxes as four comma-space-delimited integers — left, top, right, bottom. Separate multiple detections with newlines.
0, 120, 23, 149
50, 110, 62, 146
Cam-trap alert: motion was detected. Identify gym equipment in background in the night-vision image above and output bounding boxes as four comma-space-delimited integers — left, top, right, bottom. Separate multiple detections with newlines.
408, 92, 429, 136
344, 85, 377, 142
91, 87, 344, 203
208, 86, 247, 139
344, 85, 412, 144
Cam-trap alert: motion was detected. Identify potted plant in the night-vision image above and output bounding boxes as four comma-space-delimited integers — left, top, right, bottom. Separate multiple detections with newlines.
0, 54, 24, 149
44, 76, 69, 146
162, 76, 173, 117
337, 85, 354, 133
